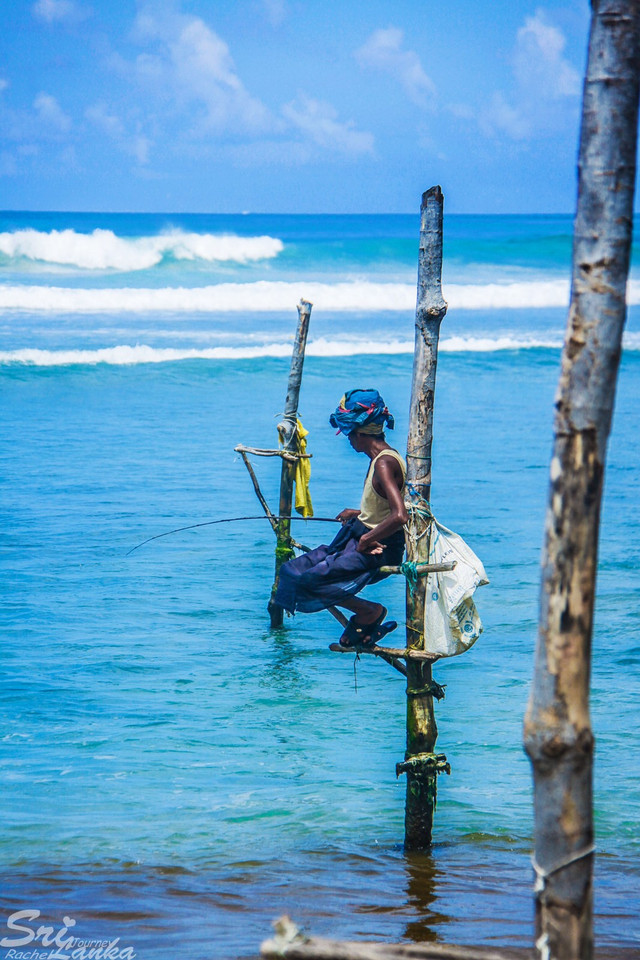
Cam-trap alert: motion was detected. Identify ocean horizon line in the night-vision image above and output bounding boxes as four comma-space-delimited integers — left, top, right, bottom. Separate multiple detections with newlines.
0, 207, 583, 218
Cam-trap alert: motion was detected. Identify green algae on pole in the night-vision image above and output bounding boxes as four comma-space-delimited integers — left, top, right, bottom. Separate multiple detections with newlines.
524, 4, 640, 959
268, 299, 313, 628
400, 186, 449, 849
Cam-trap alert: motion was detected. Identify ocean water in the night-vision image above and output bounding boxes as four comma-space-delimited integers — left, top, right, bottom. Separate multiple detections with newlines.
1, 212, 639, 959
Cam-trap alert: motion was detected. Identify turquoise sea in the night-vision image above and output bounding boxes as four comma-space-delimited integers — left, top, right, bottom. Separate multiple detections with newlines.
1, 212, 639, 959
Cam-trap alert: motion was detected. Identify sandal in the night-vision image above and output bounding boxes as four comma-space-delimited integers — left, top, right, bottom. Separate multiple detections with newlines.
339, 607, 388, 649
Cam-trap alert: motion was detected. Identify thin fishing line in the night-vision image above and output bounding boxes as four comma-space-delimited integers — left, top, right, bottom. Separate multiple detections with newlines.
126, 515, 341, 556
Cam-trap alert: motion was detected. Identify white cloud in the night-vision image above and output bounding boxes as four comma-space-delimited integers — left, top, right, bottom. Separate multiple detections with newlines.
85, 102, 125, 138
0, 151, 18, 176
355, 27, 436, 107
0, 84, 71, 157
173, 18, 270, 132
447, 103, 474, 122
482, 93, 530, 140
482, 9, 581, 140
134, 8, 271, 135
132, 134, 151, 165
132, 52, 163, 84
85, 102, 152, 164
262, 0, 286, 27
33, 0, 86, 24
0, 79, 9, 93
225, 139, 313, 166
18, 144, 40, 158
282, 95, 374, 157
59, 144, 79, 169
126, 5, 374, 163
34, 93, 72, 132
514, 12, 581, 99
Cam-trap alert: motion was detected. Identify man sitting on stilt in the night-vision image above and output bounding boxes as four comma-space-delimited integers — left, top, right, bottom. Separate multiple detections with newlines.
274, 389, 407, 647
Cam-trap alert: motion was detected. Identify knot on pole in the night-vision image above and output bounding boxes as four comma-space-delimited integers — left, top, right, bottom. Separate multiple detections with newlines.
400, 561, 420, 595
405, 494, 432, 526
277, 414, 299, 451
406, 679, 446, 701
404, 495, 433, 558
405, 485, 432, 510
396, 752, 450, 778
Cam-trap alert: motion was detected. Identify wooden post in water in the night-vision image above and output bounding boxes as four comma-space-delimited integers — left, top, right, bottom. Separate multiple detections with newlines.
524, 4, 640, 959
268, 299, 313, 628
399, 186, 448, 849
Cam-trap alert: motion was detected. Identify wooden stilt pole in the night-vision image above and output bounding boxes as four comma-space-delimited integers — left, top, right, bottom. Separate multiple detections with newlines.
523, 5, 640, 959
400, 186, 448, 849
268, 299, 313, 628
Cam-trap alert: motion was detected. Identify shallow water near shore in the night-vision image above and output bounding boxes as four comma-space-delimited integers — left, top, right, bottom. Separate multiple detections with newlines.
1, 213, 639, 958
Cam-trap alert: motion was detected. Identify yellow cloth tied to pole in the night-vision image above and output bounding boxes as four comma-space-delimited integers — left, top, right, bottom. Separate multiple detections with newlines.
293, 418, 313, 518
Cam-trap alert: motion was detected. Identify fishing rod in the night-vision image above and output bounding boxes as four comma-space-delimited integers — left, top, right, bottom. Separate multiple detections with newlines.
126, 515, 341, 556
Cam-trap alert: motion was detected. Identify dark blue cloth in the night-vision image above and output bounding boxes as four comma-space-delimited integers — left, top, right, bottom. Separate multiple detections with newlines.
274, 517, 405, 614
329, 389, 395, 436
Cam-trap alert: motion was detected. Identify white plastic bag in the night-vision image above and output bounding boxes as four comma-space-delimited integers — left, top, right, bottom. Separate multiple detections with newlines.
423, 519, 489, 657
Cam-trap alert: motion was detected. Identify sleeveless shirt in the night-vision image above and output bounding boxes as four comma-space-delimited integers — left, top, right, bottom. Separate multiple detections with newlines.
358, 449, 407, 530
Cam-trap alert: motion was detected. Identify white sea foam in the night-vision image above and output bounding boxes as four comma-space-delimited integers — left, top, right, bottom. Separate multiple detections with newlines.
0, 228, 284, 271
2, 278, 640, 312
6, 331, 640, 366
450, 280, 568, 309
2, 276, 640, 314
0, 337, 573, 366
0, 280, 412, 312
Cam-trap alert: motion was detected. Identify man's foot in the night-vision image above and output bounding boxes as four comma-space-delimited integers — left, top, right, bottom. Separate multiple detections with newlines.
339, 606, 387, 648
330, 620, 398, 654
357, 602, 386, 625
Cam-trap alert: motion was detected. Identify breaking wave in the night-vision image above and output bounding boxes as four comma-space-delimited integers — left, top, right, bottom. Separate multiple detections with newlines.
5, 331, 640, 366
2, 278, 640, 312
0, 279, 555, 312
0, 229, 284, 271
0, 337, 571, 366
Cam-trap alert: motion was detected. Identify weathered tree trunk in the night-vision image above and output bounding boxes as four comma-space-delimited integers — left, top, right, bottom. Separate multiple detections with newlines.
401, 187, 448, 848
523, 4, 640, 959
268, 300, 313, 627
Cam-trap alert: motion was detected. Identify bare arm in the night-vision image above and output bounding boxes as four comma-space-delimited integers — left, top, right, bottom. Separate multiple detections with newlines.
336, 508, 360, 524
357, 456, 408, 554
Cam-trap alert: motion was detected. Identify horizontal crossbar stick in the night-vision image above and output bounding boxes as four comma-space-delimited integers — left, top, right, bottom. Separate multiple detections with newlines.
329, 643, 439, 663
126, 515, 340, 556
324, 609, 407, 676
234, 444, 312, 461
375, 646, 440, 661
378, 561, 456, 575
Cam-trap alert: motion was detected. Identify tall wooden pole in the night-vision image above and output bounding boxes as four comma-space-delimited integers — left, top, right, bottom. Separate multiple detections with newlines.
524, 5, 640, 959
400, 187, 448, 849
268, 299, 313, 628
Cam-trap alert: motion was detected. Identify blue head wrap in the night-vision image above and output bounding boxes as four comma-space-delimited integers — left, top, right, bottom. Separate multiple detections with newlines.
329, 388, 395, 436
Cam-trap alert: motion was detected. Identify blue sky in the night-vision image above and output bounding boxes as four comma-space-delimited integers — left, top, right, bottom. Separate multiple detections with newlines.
1, 0, 592, 213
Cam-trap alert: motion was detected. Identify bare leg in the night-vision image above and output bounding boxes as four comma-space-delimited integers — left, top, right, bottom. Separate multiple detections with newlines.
337, 596, 385, 624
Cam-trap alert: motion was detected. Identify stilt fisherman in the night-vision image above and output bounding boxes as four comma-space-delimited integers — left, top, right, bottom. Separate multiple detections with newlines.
274, 389, 407, 647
